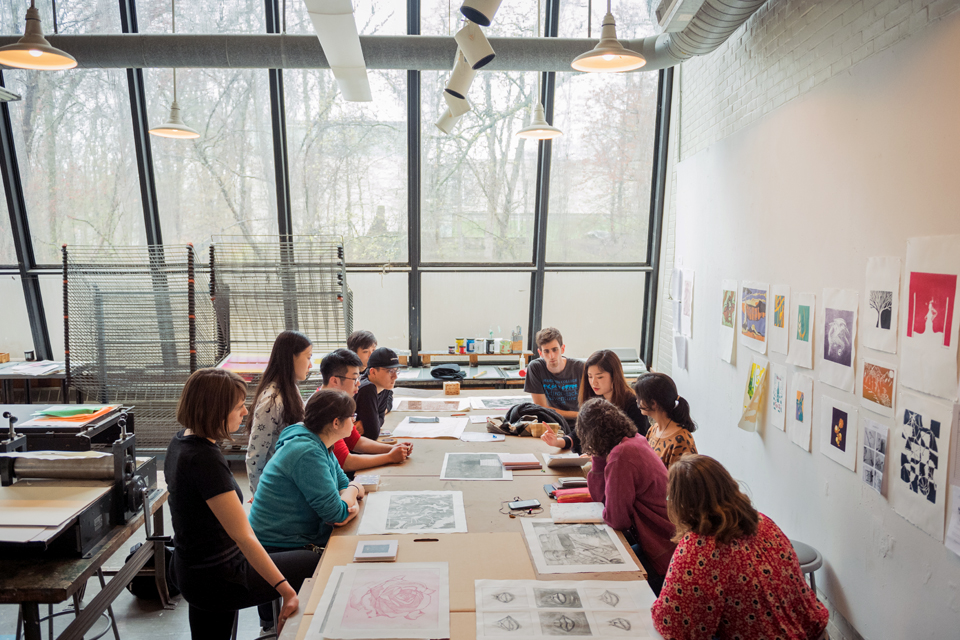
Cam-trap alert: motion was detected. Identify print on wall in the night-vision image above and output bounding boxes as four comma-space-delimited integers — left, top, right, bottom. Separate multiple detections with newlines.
863, 257, 901, 354
796, 390, 804, 422
680, 270, 695, 338
900, 236, 960, 401
739, 281, 769, 354
719, 280, 738, 363
789, 373, 814, 452
786, 293, 816, 369
739, 358, 767, 432
722, 290, 736, 328
860, 359, 897, 418
890, 391, 954, 541
766, 363, 787, 432
820, 397, 858, 471
819, 289, 858, 393
770, 285, 790, 355
861, 419, 888, 495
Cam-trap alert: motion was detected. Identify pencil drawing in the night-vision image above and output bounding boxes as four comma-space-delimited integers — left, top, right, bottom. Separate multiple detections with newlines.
533, 522, 626, 567
534, 588, 582, 608
539, 611, 592, 636
385, 493, 457, 530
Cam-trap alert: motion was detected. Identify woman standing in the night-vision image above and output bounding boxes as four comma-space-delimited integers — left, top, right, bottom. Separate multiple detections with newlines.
246, 330, 313, 493
166, 368, 309, 638
634, 372, 697, 468
652, 455, 829, 640
541, 350, 646, 453
578, 398, 676, 596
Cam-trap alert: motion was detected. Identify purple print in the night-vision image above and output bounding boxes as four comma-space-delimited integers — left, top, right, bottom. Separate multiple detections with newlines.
823, 308, 854, 367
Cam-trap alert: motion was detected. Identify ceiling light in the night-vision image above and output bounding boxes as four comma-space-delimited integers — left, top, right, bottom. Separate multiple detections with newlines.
459, 0, 503, 27
435, 108, 463, 135
571, 2, 646, 73
454, 20, 495, 69
0, 1, 77, 71
149, 0, 198, 140
516, 102, 562, 140
443, 91, 471, 117
444, 49, 476, 100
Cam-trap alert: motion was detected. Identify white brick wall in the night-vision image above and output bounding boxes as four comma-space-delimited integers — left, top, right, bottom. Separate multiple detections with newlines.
654, 0, 960, 375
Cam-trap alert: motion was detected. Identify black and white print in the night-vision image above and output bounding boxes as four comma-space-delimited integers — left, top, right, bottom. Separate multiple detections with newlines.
357, 491, 468, 535
440, 452, 512, 481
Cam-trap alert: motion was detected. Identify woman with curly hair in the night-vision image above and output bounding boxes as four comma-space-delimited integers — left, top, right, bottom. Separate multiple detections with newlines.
634, 372, 698, 468
578, 398, 676, 596
652, 455, 828, 640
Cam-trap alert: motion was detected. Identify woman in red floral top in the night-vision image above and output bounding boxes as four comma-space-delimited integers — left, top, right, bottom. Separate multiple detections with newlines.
652, 455, 829, 640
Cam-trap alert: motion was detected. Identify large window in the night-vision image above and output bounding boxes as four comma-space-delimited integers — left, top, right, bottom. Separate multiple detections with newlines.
137, 0, 265, 33
0, 191, 15, 265
0, 275, 33, 354
287, 0, 405, 34
1, 0, 121, 34
349, 271, 409, 347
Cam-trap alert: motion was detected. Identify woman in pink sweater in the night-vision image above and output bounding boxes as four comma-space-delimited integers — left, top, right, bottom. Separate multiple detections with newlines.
579, 398, 676, 595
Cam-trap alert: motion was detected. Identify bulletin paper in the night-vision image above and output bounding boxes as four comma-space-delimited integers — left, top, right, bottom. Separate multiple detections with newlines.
819, 288, 859, 393
819, 396, 859, 472
769, 285, 791, 355
789, 373, 814, 452
786, 293, 816, 369
719, 279, 737, 363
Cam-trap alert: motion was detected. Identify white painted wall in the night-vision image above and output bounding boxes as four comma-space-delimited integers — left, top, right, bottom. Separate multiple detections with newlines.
672, 11, 960, 639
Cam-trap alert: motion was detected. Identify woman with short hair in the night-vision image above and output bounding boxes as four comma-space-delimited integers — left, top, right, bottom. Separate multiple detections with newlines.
652, 455, 829, 640
578, 398, 676, 596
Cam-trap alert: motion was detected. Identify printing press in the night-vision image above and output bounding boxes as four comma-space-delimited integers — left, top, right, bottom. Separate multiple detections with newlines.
0, 405, 158, 556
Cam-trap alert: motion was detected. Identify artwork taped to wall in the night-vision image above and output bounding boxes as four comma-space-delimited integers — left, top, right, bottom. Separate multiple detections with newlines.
789, 373, 814, 452
739, 281, 769, 354
859, 359, 898, 418
890, 391, 954, 541
738, 358, 768, 432
900, 235, 960, 401
313, 562, 450, 640
674, 335, 688, 371
863, 257, 901, 354
819, 396, 859, 471
474, 579, 651, 640
357, 491, 468, 535
719, 279, 737, 363
440, 452, 512, 481
861, 419, 888, 495
767, 363, 788, 432
520, 519, 638, 574
786, 293, 816, 369
770, 285, 790, 355
680, 270, 695, 338
819, 288, 859, 393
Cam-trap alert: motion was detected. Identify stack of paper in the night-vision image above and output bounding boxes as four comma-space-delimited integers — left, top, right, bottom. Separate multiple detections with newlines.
392, 417, 467, 439
9, 361, 64, 376
555, 487, 592, 503
498, 453, 542, 470
18, 405, 120, 428
542, 453, 589, 468
353, 539, 399, 562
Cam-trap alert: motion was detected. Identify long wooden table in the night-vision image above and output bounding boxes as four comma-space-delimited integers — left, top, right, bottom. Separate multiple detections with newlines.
281, 389, 661, 640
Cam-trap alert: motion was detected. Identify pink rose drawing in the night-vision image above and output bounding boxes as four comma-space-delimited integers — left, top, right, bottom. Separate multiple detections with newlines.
352, 575, 435, 621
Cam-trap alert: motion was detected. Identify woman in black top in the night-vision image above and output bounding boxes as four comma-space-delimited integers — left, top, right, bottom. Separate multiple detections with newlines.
166, 368, 320, 638
541, 350, 647, 453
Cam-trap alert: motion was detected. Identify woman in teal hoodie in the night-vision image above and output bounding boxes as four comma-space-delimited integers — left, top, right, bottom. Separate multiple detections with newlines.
248, 389, 365, 629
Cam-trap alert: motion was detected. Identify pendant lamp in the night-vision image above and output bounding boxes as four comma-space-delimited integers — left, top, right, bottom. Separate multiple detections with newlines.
0, 1, 77, 71
516, 0, 561, 140
571, 0, 646, 73
454, 20, 495, 69
444, 49, 476, 100
459, 0, 503, 27
149, 0, 198, 139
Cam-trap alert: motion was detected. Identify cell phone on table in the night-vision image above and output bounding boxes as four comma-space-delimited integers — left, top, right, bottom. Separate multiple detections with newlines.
508, 499, 541, 510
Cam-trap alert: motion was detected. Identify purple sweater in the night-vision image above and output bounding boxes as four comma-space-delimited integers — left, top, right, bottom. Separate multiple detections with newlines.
588, 434, 677, 576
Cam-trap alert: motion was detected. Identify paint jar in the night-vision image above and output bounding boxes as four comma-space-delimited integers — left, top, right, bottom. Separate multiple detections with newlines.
466, 338, 476, 353
448, 345, 456, 354
455, 337, 465, 353
499, 339, 512, 354
485, 339, 495, 354
476, 338, 486, 354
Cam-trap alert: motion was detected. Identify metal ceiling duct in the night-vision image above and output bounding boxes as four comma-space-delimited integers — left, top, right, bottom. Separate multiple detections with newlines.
302, 0, 371, 101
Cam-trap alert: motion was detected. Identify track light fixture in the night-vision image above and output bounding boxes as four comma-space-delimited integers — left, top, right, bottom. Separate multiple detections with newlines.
444, 49, 476, 100
0, 1, 77, 71
149, 0, 199, 139
459, 0, 503, 27
454, 20, 496, 69
443, 90, 471, 117
571, 0, 646, 73
435, 108, 463, 134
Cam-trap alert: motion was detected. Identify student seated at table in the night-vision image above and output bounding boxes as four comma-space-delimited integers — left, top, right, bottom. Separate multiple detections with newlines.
248, 389, 367, 629
354, 347, 401, 442
578, 398, 676, 596
318, 349, 410, 472
245, 330, 312, 494
525, 327, 584, 425
166, 368, 306, 639
634, 372, 698, 469
347, 329, 378, 377
652, 455, 829, 640
542, 349, 646, 452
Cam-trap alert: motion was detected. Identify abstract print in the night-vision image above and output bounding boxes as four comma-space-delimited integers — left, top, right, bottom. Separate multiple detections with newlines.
900, 409, 941, 505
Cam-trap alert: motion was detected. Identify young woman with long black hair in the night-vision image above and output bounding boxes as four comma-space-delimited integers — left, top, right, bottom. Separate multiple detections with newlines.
633, 372, 698, 468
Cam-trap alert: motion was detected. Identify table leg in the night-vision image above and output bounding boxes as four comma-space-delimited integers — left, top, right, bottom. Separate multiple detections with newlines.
24, 379, 32, 404
20, 603, 41, 640
469, 354, 478, 366
2, 379, 10, 403
97, 569, 122, 640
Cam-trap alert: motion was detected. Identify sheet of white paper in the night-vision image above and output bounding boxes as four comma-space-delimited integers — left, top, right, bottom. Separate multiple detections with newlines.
719, 279, 738, 363
303, 566, 345, 640
859, 358, 898, 418
769, 285, 790, 355
469, 396, 531, 410
901, 235, 960, 401
392, 417, 468, 439
789, 373, 814, 452
459, 432, 505, 442
396, 370, 422, 380
550, 502, 605, 524
357, 491, 468, 535
322, 562, 450, 640
861, 419, 888, 495
475, 579, 655, 640
820, 396, 858, 471
440, 452, 512, 481
671, 267, 683, 300
786, 293, 816, 369
819, 288, 859, 393
767, 363, 788, 432
945, 488, 960, 558
863, 257, 901, 354
890, 391, 954, 541
520, 519, 638, 575
470, 414, 497, 424
673, 335, 688, 371
392, 398, 470, 412
680, 270, 695, 338
739, 280, 769, 354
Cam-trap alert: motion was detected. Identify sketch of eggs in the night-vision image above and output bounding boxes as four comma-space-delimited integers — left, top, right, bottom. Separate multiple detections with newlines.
544, 592, 571, 605
599, 590, 620, 607
493, 592, 515, 603
608, 617, 632, 631
554, 615, 577, 632
496, 615, 521, 631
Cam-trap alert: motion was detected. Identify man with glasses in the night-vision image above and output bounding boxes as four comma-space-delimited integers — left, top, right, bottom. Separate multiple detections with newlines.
318, 349, 410, 473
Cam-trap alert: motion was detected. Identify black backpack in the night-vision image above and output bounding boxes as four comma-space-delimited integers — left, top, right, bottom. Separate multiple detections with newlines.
430, 363, 466, 380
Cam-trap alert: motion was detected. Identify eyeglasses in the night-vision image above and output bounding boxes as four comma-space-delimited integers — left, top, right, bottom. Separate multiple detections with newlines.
336, 375, 360, 382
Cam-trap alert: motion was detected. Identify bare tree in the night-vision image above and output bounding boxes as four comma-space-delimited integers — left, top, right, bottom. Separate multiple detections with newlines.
870, 290, 893, 328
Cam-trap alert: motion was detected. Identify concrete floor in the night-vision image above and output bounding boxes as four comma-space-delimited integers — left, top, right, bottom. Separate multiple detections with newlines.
0, 465, 270, 640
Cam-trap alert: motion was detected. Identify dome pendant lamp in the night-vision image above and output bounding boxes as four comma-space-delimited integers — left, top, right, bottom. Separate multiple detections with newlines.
149, 0, 198, 139
516, 0, 561, 140
571, 0, 646, 73
0, 1, 77, 71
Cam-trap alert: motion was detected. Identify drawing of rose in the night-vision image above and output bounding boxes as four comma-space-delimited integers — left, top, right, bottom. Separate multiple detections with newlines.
354, 575, 435, 620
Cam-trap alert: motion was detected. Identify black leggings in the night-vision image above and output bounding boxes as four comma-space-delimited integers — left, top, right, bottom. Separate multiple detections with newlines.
171, 547, 320, 639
